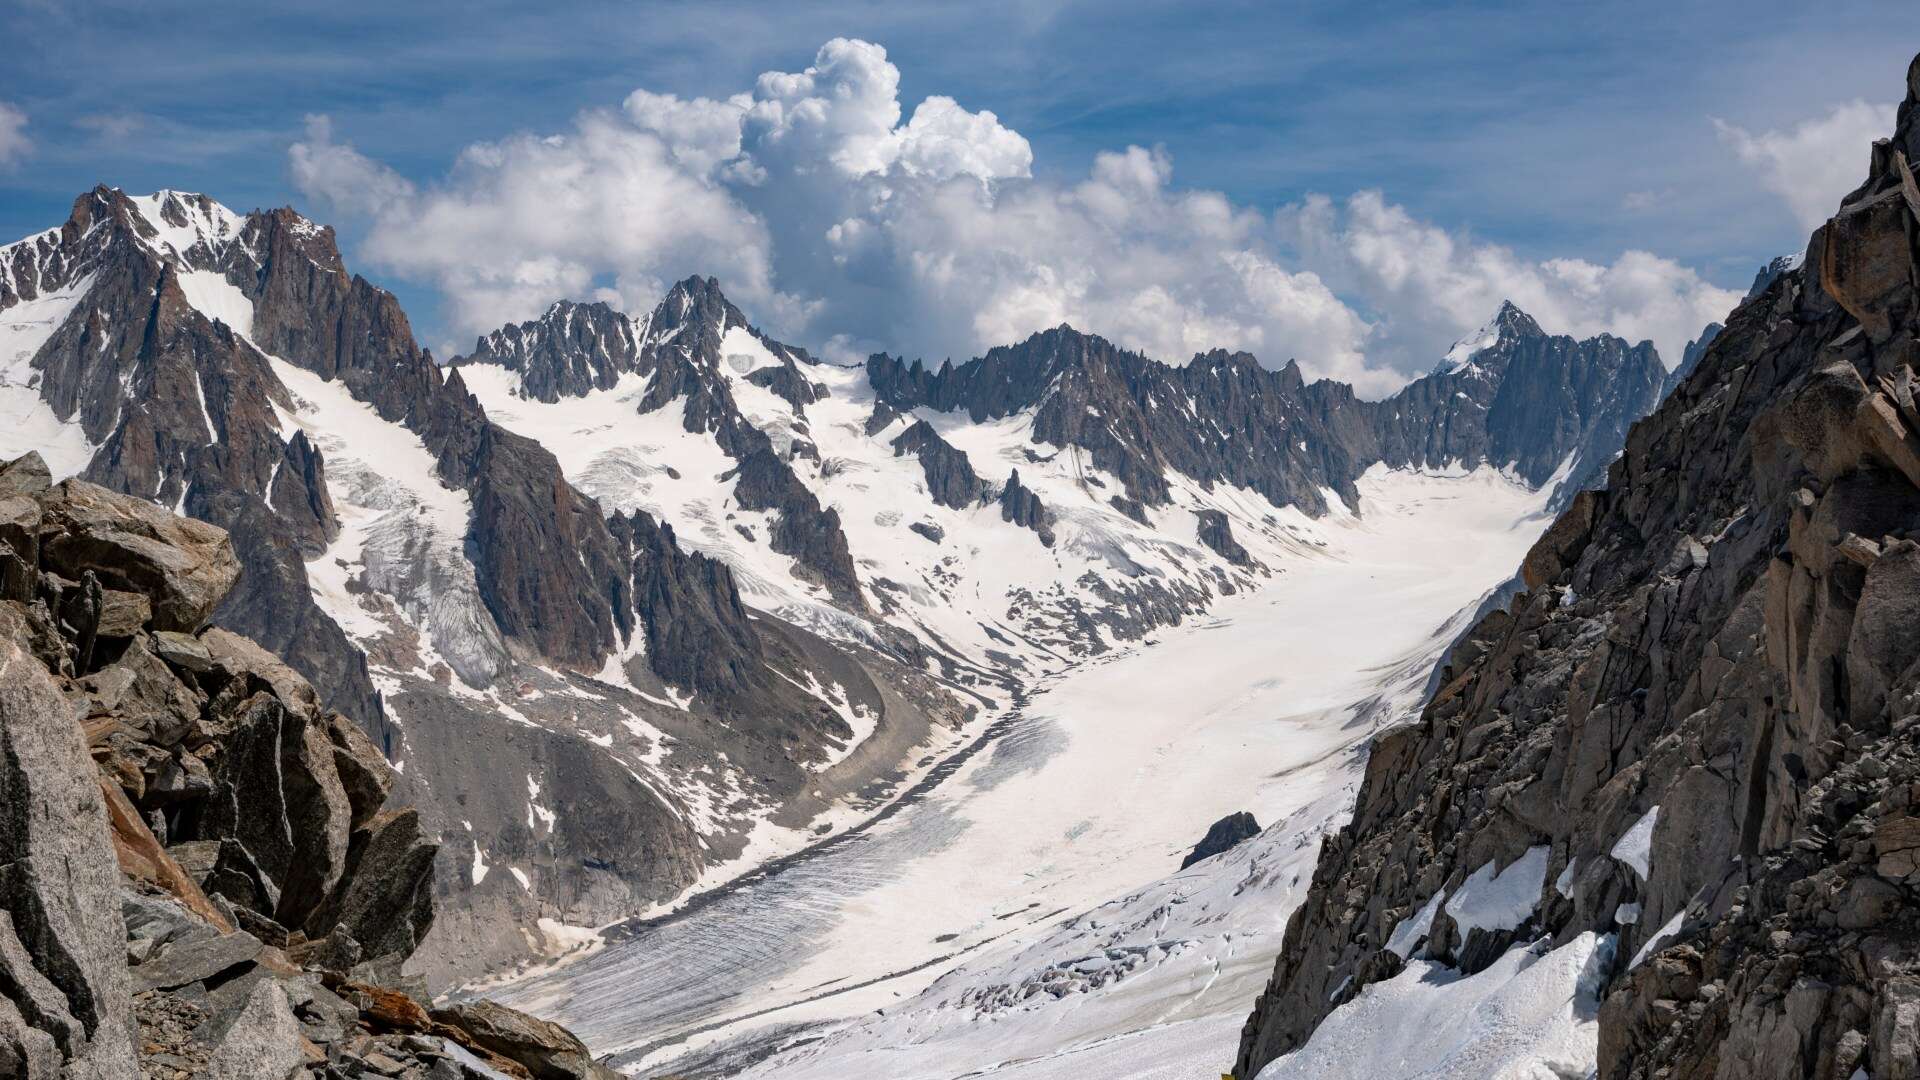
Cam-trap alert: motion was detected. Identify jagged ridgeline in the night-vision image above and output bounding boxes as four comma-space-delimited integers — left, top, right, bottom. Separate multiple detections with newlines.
1237, 54, 1920, 1080
0, 172, 1682, 991
0, 454, 619, 1078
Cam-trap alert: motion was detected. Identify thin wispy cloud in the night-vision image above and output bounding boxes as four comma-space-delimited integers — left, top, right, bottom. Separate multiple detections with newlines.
0, 103, 31, 167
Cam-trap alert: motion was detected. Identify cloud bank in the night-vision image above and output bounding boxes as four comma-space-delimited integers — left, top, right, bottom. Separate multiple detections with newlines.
292, 38, 1751, 393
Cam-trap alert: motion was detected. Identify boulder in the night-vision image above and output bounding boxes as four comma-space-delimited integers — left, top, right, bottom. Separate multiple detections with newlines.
93, 589, 150, 638
323, 711, 395, 830
80, 637, 201, 746
432, 998, 617, 1080
151, 630, 214, 673
0, 451, 52, 499
0, 493, 40, 566
38, 479, 240, 633
201, 626, 322, 718
192, 978, 305, 1080
129, 931, 264, 993
308, 807, 436, 961
200, 694, 351, 930
1822, 180, 1916, 343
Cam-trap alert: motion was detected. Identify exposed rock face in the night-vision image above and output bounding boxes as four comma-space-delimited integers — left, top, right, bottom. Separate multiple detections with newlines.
1236, 57, 1920, 1080
728, 444, 864, 608
458, 299, 641, 403
998, 469, 1055, 547
4, 194, 941, 984
451, 281, 862, 610
891, 420, 984, 510
431, 999, 619, 1079
0, 454, 619, 1079
4, 178, 1685, 995
7, 188, 382, 730
610, 508, 766, 702
1181, 811, 1261, 870
1194, 509, 1254, 569
869, 330, 1360, 513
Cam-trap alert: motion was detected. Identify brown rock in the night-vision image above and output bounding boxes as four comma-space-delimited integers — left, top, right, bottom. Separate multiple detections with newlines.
431, 998, 615, 1080
97, 776, 233, 932
1521, 488, 1599, 591
1876, 814, 1920, 884
94, 589, 150, 638
38, 478, 240, 632
200, 626, 322, 718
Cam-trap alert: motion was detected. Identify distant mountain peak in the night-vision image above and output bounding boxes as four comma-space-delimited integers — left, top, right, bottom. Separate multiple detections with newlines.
1432, 301, 1540, 376
1745, 252, 1804, 301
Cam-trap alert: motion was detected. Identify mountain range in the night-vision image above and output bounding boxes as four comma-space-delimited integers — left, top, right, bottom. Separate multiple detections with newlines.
0, 181, 1691, 987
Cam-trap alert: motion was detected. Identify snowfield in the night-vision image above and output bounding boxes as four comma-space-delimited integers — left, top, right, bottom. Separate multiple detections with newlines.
495, 464, 1566, 1079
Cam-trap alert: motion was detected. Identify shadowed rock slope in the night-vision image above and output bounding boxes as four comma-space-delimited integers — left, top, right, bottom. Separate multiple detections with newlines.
1236, 54, 1920, 1080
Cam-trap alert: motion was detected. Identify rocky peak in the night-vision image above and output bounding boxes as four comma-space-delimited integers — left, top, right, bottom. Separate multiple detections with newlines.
452, 298, 641, 402
891, 419, 984, 510
1430, 300, 1540, 378
1376, 300, 1668, 502
654, 274, 743, 337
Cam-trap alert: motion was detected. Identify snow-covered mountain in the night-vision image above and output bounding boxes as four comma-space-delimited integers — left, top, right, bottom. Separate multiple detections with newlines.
0, 184, 1681, 990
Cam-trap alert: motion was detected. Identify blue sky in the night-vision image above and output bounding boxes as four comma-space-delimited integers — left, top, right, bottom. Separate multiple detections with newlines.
4, 1, 1917, 389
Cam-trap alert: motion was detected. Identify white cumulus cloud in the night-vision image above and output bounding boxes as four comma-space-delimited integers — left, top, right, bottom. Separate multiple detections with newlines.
1279, 190, 1743, 377
289, 115, 417, 219
1715, 99, 1896, 231
292, 37, 1748, 391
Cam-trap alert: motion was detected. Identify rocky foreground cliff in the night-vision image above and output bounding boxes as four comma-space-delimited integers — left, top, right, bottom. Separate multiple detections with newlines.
1236, 55, 1920, 1079
0, 451, 616, 1079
